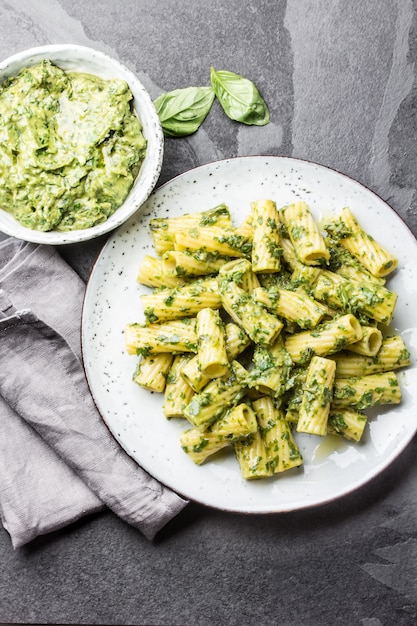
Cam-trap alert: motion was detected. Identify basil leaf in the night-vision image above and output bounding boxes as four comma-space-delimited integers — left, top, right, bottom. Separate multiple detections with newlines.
154, 86, 215, 137
210, 68, 270, 126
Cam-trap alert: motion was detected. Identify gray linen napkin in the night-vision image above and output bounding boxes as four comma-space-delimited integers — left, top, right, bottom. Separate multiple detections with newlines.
0, 238, 187, 548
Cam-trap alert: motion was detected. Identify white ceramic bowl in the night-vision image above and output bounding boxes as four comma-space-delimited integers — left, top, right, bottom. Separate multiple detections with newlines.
0, 44, 164, 245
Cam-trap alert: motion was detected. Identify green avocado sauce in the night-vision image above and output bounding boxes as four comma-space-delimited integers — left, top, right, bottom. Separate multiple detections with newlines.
0, 59, 147, 231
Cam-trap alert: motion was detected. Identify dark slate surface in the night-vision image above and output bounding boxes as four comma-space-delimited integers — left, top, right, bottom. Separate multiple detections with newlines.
1, 1, 417, 624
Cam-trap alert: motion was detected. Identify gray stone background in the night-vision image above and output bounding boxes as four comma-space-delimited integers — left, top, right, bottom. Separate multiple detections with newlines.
1, 1, 417, 624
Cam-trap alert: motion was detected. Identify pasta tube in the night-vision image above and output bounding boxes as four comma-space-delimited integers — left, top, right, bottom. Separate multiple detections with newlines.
324, 207, 398, 278
137, 255, 187, 289
234, 430, 273, 480
253, 286, 327, 329
150, 203, 233, 255
213, 403, 258, 439
332, 371, 401, 410
332, 336, 410, 378
240, 264, 261, 293
141, 277, 221, 323
284, 367, 308, 423
296, 356, 336, 436
163, 355, 194, 419
313, 269, 397, 324
180, 403, 258, 465
180, 429, 228, 465
250, 199, 282, 273
223, 322, 252, 359
344, 325, 382, 357
289, 265, 339, 317
178, 354, 210, 393
219, 264, 283, 345
180, 322, 251, 392
174, 226, 252, 258
290, 264, 322, 297
284, 313, 363, 364
248, 337, 293, 398
327, 242, 386, 286
280, 237, 300, 271
132, 352, 174, 392
196, 308, 229, 378
216, 258, 260, 292
253, 397, 303, 473
161, 249, 228, 278
184, 361, 248, 431
281, 201, 330, 265
125, 318, 197, 355
327, 408, 368, 442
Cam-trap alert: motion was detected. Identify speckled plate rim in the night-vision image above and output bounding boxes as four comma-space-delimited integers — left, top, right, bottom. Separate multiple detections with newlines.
0, 44, 163, 244
81, 156, 417, 513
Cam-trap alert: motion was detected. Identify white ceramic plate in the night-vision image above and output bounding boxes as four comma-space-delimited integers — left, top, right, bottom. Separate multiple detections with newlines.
82, 156, 417, 512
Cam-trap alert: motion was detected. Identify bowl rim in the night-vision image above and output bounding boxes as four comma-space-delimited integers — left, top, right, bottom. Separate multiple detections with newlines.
0, 44, 164, 245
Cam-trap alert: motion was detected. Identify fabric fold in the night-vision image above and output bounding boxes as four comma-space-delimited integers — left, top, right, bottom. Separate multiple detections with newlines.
0, 393, 105, 549
0, 238, 187, 548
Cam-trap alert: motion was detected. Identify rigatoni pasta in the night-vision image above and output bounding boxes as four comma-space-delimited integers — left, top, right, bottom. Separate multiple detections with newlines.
332, 371, 401, 410
196, 307, 229, 378
174, 226, 252, 258
150, 203, 233, 255
125, 318, 197, 355
132, 352, 174, 392
162, 249, 228, 278
324, 206, 398, 278
327, 240, 386, 286
313, 269, 397, 324
184, 360, 248, 431
284, 313, 363, 364
248, 337, 292, 398
250, 199, 283, 273
219, 262, 283, 345
163, 354, 194, 419
344, 325, 382, 357
253, 396, 303, 473
332, 335, 410, 378
181, 322, 250, 392
234, 429, 273, 480
281, 201, 330, 266
327, 408, 368, 442
180, 322, 251, 392
253, 285, 327, 330
141, 277, 222, 323
296, 356, 336, 436
180, 403, 257, 465
137, 255, 187, 289
124, 198, 409, 482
